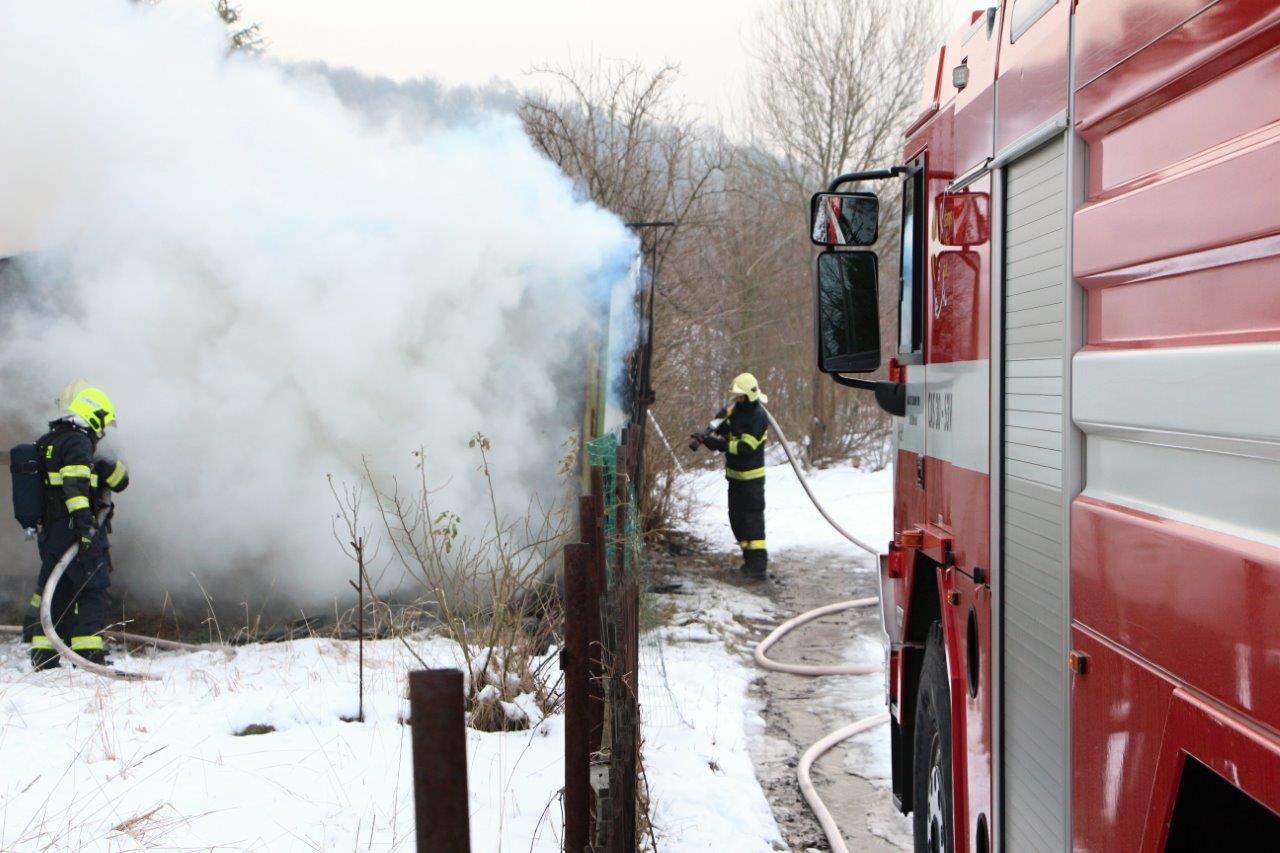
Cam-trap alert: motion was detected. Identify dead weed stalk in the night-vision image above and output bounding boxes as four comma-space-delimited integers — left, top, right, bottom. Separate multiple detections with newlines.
332, 433, 575, 732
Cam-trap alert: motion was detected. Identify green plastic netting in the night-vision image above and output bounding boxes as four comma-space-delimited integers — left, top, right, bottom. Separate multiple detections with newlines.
585, 432, 640, 587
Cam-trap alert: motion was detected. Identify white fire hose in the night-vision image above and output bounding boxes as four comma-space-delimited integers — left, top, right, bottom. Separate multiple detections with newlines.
37, 537, 161, 681
0, 623, 202, 653
15, 499, 164, 680
756, 405, 890, 853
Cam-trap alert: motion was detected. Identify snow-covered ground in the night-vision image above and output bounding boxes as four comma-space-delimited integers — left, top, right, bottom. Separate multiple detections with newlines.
0, 602, 788, 852
678, 459, 894, 556
0, 459, 894, 852
0, 637, 565, 851
640, 579, 784, 850
640, 458, 901, 849
625, 458, 896, 849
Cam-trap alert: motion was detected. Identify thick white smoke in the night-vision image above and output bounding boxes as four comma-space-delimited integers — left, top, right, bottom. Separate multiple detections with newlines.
0, 1, 635, 607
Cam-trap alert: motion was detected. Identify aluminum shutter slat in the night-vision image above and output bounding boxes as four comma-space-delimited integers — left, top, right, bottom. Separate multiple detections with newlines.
1006, 492, 1063, 525
1007, 340, 1066, 360
1007, 304, 1067, 330
1006, 424, 1064, 450
1006, 509, 1066, 542
1006, 264, 1068, 294
1006, 151, 1066, 194
1006, 523, 1064, 560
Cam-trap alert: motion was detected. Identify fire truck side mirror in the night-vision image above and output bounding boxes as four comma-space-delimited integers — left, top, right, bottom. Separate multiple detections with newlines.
816, 250, 881, 374
810, 192, 879, 247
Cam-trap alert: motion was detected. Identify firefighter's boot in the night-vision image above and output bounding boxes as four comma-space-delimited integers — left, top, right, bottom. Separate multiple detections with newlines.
743, 548, 768, 580
30, 648, 61, 671
77, 649, 111, 667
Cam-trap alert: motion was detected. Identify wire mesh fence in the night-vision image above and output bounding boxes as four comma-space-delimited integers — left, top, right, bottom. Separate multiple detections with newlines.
565, 423, 695, 850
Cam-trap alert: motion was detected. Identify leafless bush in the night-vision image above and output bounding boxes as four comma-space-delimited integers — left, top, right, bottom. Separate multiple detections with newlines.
331, 435, 573, 731
520, 59, 730, 256
214, 0, 264, 54
518, 60, 735, 535
747, 0, 939, 199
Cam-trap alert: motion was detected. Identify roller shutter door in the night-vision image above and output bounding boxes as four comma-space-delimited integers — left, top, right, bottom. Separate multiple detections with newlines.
1001, 134, 1069, 852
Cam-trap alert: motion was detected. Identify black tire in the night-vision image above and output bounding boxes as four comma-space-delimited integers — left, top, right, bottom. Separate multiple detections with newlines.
913, 621, 954, 853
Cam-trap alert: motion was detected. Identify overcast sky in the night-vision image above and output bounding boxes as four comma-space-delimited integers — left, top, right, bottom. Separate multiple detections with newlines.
229, 0, 979, 122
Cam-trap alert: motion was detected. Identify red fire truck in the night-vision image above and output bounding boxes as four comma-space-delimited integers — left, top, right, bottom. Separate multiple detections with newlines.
810, 1, 1280, 849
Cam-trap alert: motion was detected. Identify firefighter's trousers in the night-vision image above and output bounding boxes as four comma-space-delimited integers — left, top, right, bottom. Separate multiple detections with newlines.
21, 527, 111, 665
727, 479, 767, 576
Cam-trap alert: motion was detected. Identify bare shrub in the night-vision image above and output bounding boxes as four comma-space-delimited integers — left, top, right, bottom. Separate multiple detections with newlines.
332, 434, 573, 732
519, 59, 732, 535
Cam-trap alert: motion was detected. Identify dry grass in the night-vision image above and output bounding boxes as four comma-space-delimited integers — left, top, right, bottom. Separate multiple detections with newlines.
111, 804, 166, 836
330, 433, 573, 732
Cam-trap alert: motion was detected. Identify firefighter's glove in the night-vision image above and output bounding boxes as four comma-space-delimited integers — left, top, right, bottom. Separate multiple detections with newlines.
702, 434, 729, 453
78, 527, 98, 552
688, 433, 704, 451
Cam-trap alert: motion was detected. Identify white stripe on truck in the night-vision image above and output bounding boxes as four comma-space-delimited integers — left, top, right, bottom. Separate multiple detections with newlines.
1074, 342, 1280, 548
895, 360, 991, 474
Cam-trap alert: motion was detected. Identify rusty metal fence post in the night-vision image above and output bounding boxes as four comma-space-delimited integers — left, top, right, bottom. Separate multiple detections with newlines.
408, 669, 471, 853
562, 542, 594, 852
587, 468, 607, 752
605, 473, 639, 853
562, 467, 610, 852
566, 435, 644, 852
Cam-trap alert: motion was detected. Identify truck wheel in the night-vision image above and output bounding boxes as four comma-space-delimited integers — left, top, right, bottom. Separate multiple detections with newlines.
913, 621, 954, 853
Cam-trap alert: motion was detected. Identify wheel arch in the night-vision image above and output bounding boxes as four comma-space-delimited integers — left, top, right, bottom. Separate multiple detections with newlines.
891, 551, 945, 814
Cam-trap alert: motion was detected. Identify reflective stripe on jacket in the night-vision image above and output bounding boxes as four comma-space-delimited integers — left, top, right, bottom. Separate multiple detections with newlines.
37, 422, 129, 532
704, 399, 768, 481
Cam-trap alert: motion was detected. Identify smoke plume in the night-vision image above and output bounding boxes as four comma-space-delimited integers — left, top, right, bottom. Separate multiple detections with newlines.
0, 1, 635, 609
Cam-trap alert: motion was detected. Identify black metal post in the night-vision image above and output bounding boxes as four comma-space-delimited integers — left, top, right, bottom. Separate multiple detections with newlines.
409, 669, 471, 852
562, 542, 593, 852
347, 535, 366, 723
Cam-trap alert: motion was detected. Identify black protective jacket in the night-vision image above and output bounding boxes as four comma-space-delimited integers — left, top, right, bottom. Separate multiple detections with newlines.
37, 420, 129, 553
703, 399, 768, 481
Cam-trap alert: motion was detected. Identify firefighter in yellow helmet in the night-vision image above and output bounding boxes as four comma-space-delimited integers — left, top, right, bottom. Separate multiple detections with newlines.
21, 381, 130, 670
694, 373, 769, 579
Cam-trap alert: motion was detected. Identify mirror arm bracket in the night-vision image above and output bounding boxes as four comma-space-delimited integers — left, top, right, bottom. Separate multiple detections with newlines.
831, 374, 877, 391
827, 165, 910, 193
830, 374, 907, 418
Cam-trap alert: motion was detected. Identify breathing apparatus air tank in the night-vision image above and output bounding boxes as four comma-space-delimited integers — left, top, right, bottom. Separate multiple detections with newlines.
8, 442, 44, 540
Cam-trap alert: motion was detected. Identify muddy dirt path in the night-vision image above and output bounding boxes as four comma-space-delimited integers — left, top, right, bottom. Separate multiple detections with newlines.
746, 551, 912, 851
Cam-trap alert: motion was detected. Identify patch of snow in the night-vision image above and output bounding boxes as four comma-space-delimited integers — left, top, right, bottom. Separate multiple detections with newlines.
813, 630, 898, 793
678, 462, 894, 556
674, 457, 911, 848
641, 579, 785, 851
0, 636, 564, 851
0, 459, 901, 851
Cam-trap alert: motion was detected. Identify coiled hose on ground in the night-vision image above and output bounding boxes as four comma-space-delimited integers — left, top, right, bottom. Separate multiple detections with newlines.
757, 405, 890, 853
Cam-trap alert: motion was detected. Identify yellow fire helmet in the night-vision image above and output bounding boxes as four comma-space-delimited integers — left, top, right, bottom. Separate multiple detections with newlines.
58, 380, 117, 435
728, 372, 767, 403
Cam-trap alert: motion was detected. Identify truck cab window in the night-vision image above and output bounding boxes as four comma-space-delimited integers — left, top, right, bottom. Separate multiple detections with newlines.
1010, 0, 1056, 42
898, 161, 925, 355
